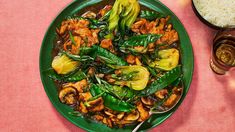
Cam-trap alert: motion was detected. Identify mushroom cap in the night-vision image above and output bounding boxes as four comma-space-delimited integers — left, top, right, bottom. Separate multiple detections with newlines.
59, 87, 77, 105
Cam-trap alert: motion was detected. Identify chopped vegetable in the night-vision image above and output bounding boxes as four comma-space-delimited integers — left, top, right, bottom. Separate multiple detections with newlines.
108, 0, 140, 32
113, 65, 150, 90
52, 54, 79, 75
150, 48, 180, 71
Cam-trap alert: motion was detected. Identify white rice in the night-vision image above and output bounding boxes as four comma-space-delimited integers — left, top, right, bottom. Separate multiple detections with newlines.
193, 0, 235, 27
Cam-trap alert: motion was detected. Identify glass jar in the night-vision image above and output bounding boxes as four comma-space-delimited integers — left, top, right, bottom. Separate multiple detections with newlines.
210, 30, 235, 75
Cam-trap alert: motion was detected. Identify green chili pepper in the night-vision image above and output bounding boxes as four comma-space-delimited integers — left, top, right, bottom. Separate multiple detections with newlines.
90, 84, 135, 112
140, 10, 165, 21
93, 45, 128, 66
140, 66, 182, 96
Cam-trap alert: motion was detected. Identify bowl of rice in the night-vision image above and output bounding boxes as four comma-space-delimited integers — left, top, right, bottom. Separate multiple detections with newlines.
192, 0, 235, 29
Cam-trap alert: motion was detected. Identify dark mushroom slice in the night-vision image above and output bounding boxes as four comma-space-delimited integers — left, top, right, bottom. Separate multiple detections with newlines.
102, 117, 113, 128
104, 110, 116, 118
141, 97, 154, 106
63, 79, 88, 93
124, 110, 140, 121
79, 102, 88, 114
85, 97, 105, 112
78, 92, 92, 102
117, 112, 125, 120
163, 94, 180, 108
155, 89, 168, 99
59, 87, 77, 105
136, 101, 150, 122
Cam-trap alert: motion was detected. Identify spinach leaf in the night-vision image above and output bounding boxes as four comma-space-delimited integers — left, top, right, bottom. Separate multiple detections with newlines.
140, 10, 164, 21
88, 18, 108, 29
93, 45, 128, 66
122, 34, 162, 48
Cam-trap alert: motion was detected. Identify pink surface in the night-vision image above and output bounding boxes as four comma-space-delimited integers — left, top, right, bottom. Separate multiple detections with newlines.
0, 0, 235, 131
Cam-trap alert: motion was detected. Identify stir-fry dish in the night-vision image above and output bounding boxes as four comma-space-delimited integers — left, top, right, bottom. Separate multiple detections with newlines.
46, 0, 183, 128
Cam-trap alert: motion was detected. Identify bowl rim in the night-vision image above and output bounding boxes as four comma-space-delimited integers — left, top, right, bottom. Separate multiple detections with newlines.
191, 0, 235, 30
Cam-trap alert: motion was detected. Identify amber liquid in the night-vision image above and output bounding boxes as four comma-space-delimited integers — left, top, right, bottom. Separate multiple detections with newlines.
211, 40, 235, 74
216, 44, 235, 66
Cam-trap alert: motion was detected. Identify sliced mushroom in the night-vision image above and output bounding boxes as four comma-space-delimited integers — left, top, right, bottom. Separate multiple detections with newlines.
82, 11, 97, 19
163, 94, 179, 107
117, 112, 125, 120
141, 97, 154, 106
136, 102, 150, 122
102, 118, 113, 128
79, 92, 92, 101
124, 110, 140, 121
110, 117, 119, 122
134, 46, 147, 53
79, 102, 88, 114
63, 79, 88, 93
59, 87, 77, 105
155, 89, 168, 99
104, 111, 116, 118
85, 97, 104, 112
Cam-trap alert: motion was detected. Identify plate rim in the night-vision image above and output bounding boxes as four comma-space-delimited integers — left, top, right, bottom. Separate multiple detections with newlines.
39, 0, 194, 131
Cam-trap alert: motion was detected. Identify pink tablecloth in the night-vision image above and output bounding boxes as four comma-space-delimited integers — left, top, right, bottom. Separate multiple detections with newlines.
0, 0, 235, 131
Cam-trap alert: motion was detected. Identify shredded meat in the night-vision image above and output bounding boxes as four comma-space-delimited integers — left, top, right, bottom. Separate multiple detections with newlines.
58, 19, 100, 54
131, 16, 179, 45
58, 19, 90, 35
100, 39, 113, 49
126, 55, 136, 64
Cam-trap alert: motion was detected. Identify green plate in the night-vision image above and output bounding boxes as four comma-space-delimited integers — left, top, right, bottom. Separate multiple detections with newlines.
40, 0, 194, 131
